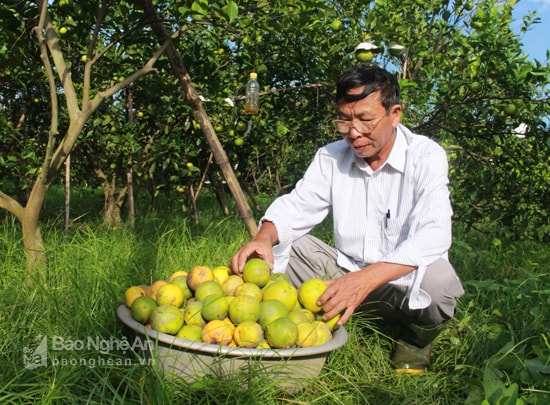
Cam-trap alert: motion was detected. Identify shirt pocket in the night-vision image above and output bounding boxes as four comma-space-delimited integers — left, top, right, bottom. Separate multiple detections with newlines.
382, 216, 407, 253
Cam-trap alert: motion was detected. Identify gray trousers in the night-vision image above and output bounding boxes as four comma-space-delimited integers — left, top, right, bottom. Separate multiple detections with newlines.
285, 235, 465, 327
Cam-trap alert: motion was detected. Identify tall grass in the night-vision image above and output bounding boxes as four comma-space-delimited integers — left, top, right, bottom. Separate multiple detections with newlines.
0, 192, 548, 404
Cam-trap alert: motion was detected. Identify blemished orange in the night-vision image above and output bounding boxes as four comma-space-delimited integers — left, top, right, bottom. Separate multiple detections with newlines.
228, 294, 261, 324
150, 305, 184, 335
234, 282, 262, 301
186, 265, 214, 291
201, 320, 234, 345
221, 274, 245, 296
183, 300, 205, 327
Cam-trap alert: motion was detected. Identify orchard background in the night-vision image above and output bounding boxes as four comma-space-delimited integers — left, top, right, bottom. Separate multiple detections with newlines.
0, 1, 548, 403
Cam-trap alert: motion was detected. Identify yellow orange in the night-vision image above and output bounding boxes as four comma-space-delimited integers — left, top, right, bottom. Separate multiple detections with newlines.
233, 321, 264, 348
125, 286, 146, 308
186, 265, 214, 291
212, 266, 231, 285
168, 270, 188, 282
262, 281, 298, 311
147, 280, 168, 298
298, 278, 328, 313
296, 322, 318, 347
183, 300, 205, 327
156, 283, 185, 308
221, 274, 244, 296
201, 320, 234, 345
234, 282, 262, 301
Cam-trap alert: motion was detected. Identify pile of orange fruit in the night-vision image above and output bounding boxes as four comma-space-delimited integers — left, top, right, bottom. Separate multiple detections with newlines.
124, 258, 340, 349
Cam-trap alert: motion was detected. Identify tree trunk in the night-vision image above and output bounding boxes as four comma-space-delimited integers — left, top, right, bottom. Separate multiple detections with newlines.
141, 0, 258, 238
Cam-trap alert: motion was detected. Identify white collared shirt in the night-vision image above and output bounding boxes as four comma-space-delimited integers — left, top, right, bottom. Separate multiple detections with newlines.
262, 124, 453, 310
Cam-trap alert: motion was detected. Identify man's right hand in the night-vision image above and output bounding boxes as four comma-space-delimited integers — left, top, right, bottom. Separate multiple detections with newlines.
230, 221, 278, 275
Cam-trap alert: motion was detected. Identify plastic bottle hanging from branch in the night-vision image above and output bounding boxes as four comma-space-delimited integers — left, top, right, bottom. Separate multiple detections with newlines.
244, 72, 259, 115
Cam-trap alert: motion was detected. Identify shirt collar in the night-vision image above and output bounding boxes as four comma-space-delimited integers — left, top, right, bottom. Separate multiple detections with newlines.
349, 125, 408, 173
384, 126, 407, 173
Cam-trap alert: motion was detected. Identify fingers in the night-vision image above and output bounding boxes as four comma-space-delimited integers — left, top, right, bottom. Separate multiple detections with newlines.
230, 242, 274, 276
317, 274, 369, 326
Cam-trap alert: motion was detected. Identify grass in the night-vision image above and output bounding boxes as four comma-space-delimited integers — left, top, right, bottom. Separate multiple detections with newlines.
0, 190, 549, 404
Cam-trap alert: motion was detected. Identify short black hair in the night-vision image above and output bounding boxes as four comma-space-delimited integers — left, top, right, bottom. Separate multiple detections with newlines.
335, 65, 400, 111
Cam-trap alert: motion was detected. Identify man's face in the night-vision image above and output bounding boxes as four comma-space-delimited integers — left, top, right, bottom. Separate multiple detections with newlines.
337, 88, 401, 167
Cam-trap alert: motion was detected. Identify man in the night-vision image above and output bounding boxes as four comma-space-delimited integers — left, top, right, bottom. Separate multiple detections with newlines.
230, 65, 464, 373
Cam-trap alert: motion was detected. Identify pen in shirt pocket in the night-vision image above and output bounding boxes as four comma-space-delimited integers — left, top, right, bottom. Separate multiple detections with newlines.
385, 209, 391, 228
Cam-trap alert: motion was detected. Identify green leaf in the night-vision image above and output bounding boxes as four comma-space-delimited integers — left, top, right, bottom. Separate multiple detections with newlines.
226, 1, 238, 22
191, 0, 208, 16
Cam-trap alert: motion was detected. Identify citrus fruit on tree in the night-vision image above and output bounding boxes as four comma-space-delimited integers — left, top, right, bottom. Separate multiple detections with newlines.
258, 299, 289, 329
202, 320, 234, 345
298, 278, 328, 313
296, 322, 318, 347
330, 19, 344, 31
262, 280, 298, 311
222, 274, 245, 295
156, 283, 185, 308
228, 294, 261, 324
131, 296, 158, 324
201, 294, 229, 321
243, 258, 271, 287
125, 286, 146, 308
355, 50, 374, 62
183, 300, 205, 327
195, 280, 224, 302
233, 321, 264, 348
265, 317, 299, 349
150, 305, 184, 335
171, 276, 193, 300
176, 324, 203, 342
186, 265, 214, 291
234, 282, 262, 301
